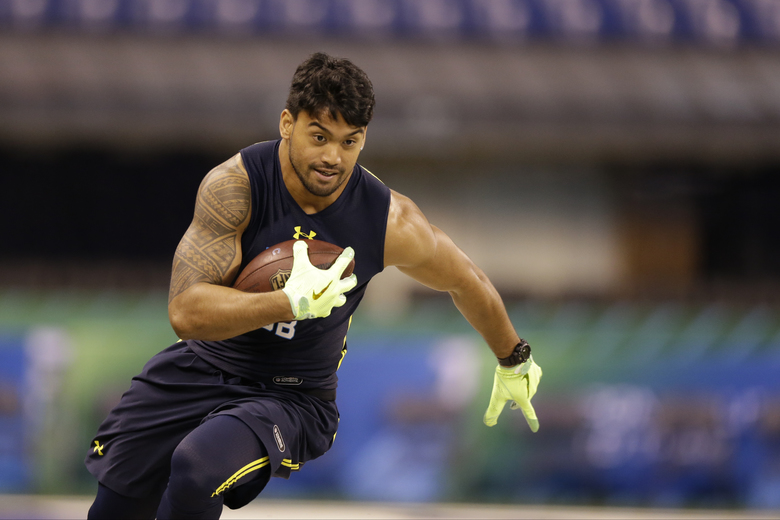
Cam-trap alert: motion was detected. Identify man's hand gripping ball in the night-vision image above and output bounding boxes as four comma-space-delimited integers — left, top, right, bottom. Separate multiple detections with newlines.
483, 355, 543, 432
282, 240, 358, 320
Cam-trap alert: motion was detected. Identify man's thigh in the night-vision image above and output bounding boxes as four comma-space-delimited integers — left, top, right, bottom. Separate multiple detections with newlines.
84, 343, 263, 498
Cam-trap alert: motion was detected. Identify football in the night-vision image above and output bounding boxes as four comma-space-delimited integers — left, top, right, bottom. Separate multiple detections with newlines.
232, 239, 355, 293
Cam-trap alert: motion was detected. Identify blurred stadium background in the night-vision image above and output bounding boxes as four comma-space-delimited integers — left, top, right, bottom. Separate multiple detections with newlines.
1, 0, 780, 516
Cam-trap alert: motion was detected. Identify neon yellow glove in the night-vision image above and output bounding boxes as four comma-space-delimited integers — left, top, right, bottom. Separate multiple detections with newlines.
483, 356, 542, 431
282, 240, 358, 320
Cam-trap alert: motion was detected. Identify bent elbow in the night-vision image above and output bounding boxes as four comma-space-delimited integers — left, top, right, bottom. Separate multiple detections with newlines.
168, 302, 194, 340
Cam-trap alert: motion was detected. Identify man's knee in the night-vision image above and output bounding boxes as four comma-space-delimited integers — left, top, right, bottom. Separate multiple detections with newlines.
168, 415, 269, 499
168, 433, 220, 496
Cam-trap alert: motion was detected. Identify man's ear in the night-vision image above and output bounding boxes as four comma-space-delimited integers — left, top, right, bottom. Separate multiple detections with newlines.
360, 128, 367, 150
279, 109, 295, 140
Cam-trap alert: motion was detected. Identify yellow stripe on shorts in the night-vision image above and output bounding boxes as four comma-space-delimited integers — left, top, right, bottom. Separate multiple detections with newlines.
212, 456, 270, 497
281, 458, 300, 470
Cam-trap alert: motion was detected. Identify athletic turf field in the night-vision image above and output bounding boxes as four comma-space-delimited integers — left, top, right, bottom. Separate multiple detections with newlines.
0, 495, 777, 520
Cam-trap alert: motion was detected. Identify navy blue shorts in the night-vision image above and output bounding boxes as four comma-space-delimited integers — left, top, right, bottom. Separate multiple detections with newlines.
84, 342, 339, 500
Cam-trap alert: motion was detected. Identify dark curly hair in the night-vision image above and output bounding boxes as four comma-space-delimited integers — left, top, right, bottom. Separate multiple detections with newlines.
285, 53, 375, 128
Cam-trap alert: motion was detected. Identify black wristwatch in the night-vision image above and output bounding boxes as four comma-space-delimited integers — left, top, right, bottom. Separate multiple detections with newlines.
498, 339, 531, 367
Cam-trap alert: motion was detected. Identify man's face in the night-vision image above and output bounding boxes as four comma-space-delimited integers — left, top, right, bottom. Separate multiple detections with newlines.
284, 109, 366, 198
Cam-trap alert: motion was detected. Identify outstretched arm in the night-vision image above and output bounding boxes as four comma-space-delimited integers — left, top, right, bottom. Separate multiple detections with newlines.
168, 154, 293, 341
384, 190, 541, 430
384, 190, 519, 359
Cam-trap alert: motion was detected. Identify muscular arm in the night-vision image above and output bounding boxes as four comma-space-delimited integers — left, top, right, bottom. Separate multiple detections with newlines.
168, 154, 293, 341
384, 190, 519, 359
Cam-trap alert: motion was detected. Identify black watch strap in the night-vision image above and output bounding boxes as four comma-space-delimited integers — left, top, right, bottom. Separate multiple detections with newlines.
498, 340, 531, 367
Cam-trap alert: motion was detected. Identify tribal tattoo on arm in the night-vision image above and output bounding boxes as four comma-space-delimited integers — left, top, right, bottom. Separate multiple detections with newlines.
168, 155, 251, 303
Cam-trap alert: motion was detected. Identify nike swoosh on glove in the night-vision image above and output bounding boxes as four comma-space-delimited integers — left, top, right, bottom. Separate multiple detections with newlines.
282, 240, 357, 320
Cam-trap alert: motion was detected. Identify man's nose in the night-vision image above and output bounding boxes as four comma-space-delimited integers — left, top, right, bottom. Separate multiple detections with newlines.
321, 143, 340, 166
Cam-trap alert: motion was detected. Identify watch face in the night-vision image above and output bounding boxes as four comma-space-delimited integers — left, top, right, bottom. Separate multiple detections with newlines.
499, 341, 531, 366
520, 343, 531, 358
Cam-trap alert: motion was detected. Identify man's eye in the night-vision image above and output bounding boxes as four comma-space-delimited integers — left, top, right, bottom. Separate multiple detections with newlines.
314, 135, 326, 142
345, 140, 355, 146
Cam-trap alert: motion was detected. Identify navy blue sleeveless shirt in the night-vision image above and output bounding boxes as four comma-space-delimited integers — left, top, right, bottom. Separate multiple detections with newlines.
189, 140, 391, 393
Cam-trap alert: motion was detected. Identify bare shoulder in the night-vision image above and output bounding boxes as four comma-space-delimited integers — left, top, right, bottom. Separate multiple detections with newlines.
168, 153, 251, 302
384, 190, 436, 269
197, 153, 251, 224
